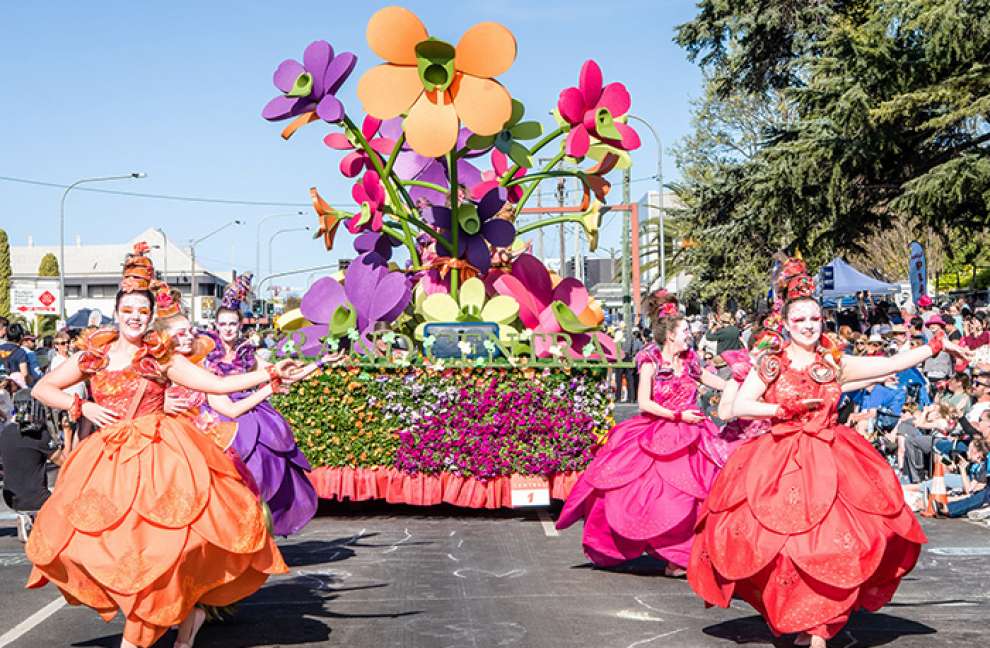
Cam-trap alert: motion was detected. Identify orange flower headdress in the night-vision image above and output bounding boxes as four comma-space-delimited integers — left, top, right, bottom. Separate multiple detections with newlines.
120, 242, 156, 293
153, 282, 184, 319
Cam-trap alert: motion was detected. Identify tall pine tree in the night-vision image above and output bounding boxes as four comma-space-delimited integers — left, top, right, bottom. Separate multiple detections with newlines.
0, 229, 10, 316
38, 253, 59, 277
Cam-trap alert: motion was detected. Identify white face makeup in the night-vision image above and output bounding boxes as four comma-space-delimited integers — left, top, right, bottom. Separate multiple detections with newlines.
666, 319, 691, 352
165, 317, 194, 355
785, 299, 823, 349
116, 293, 153, 342
216, 311, 241, 344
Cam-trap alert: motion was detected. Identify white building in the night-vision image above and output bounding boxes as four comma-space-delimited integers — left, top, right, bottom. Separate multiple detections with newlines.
10, 228, 234, 327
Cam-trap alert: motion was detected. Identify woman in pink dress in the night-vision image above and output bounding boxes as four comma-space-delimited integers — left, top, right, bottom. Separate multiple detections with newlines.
557, 291, 726, 574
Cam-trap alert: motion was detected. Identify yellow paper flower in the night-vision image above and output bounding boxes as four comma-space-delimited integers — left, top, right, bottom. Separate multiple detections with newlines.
356, 6, 517, 158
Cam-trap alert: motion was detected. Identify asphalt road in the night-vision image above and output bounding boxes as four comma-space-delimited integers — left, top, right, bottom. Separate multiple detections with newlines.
1, 498, 989, 648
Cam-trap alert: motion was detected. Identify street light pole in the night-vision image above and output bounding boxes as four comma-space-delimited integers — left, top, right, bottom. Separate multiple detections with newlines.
189, 220, 242, 324
154, 227, 168, 280
628, 115, 664, 291
266, 226, 310, 316
59, 173, 146, 319
256, 211, 305, 280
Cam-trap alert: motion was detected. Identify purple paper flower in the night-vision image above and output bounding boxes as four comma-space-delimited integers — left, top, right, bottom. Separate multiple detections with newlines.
262, 40, 357, 126
382, 120, 485, 206
298, 253, 411, 356
354, 231, 401, 266
425, 189, 515, 273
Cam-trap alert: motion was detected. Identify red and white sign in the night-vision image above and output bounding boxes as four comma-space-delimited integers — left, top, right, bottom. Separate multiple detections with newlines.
510, 475, 551, 508
12, 286, 60, 315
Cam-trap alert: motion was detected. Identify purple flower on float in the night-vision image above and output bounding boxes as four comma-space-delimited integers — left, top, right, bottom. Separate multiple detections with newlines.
262, 40, 357, 126
297, 252, 411, 356
354, 230, 401, 266
382, 120, 486, 206
424, 188, 515, 273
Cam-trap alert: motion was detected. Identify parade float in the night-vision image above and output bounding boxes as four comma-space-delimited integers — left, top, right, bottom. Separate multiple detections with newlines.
263, 6, 643, 508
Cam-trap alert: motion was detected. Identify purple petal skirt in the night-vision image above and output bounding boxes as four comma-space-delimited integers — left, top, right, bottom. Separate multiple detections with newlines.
213, 396, 318, 536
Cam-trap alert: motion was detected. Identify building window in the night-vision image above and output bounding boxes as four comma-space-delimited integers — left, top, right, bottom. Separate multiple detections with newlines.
87, 284, 117, 299
65, 285, 81, 299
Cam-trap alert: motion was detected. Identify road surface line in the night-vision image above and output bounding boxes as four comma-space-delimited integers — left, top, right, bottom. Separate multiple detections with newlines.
0, 597, 66, 647
538, 511, 559, 537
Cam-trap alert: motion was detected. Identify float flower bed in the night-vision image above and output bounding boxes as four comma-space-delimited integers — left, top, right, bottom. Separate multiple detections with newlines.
272, 364, 613, 508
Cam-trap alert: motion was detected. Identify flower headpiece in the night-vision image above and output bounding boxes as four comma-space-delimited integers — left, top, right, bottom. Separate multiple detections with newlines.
120, 242, 156, 293
221, 272, 253, 312
648, 289, 679, 318
154, 282, 184, 319
785, 273, 816, 301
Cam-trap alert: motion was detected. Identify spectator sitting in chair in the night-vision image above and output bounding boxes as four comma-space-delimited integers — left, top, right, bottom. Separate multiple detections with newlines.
904, 438, 989, 517
846, 373, 907, 441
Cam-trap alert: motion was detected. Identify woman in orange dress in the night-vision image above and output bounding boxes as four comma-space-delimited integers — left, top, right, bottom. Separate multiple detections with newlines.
27, 244, 303, 648
688, 258, 968, 648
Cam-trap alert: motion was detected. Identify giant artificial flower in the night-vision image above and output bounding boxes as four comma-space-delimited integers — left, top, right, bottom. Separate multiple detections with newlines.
383, 119, 484, 206
323, 115, 396, 177
471, 150, 525, 203
486, 254, 615, 360
347, 171, 386, 233
425, 188, 515, 273
465, 99, 542, 168
262, 40, 358, 138
557, 59, 641, 159
354, 230, 401, 266
296, 253, 412, 356
356, 6, 517, 158
413, 277, 519, 341
310, 187, 343, 250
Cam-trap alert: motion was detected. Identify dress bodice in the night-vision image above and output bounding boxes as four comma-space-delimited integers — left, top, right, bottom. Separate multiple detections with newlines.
636, 344, 702, 412
762, 352, 842, 429
90, 367, 166, 418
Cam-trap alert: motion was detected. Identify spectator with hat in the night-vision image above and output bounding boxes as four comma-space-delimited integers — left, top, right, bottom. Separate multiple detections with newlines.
923, 315, 953, 389
20, 333, 43, 382
704, 312, 743, 355
0, 323, 32, 386
889, 323, 911, 354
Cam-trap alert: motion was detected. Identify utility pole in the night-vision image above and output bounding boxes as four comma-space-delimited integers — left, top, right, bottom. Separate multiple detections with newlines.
535, 176, 545, 259
573, 175, 583, 282
622, 168, 632, 338
556, 179, 566, 276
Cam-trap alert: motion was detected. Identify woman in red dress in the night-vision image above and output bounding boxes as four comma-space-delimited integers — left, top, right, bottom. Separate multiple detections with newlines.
688, 259, 966, 648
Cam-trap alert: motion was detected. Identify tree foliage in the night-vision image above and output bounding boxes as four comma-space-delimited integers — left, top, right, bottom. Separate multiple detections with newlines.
674, 0, 990, 299
38, 253, 59, 277
0, 229, 9, 316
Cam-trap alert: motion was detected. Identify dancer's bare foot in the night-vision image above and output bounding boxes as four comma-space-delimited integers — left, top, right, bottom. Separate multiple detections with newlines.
120, 638, 139, 648
810, 636, 826, 648
174, 607, 206, 648
664, 564, 687, 578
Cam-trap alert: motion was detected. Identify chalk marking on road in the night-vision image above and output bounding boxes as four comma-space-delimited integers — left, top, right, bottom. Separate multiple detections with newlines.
457, 539, 464, 548
928, 546, 990, 556
840, 631, 859, 648
449, 530, 456, 536
0, 553, 30, 567
616, 610, 663, 622
0, 513, 18, 521
537, 511, 559, 537
382, 528, 412, 554
446, 553, 461, 562
627, 628, 685, 648
453, 568, 526, 579
0, 597, 66, 648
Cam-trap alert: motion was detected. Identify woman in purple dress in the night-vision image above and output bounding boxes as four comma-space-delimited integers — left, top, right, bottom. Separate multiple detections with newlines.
202, 274, 318, 536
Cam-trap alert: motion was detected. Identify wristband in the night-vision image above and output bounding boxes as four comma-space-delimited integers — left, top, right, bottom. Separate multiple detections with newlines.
266, 365, 282, 392
69, 394, 83, 422
671, 410, 682, 423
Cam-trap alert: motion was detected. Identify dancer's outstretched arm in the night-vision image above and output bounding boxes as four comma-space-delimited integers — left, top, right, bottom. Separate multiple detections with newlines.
167, 355, 301, 395
841, 338, 968, 383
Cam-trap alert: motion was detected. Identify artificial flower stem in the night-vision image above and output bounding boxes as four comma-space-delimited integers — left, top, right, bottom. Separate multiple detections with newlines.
383, 133, 421, 266
448, 149, 460, 301
513, 150, 566, 219
504, 170, 585, 188
400, 180, 451, 194
499, 126, 565, 186
516, 214, 584, 236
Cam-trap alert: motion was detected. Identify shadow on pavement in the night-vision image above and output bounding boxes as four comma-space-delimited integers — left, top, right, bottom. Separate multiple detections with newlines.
702, 612, 936, 647
279, 534, 375, 567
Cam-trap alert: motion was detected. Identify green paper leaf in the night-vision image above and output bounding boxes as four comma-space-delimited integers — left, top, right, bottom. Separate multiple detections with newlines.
507, 99, 525, 128
509, 120, 542, 141
287, 72, 313, 98
507, 141, 533, 169
466, 133, 496, 149
550, 301, 596, 333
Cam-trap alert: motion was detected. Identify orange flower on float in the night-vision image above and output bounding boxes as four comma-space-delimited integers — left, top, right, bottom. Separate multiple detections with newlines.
310, 186, 342, 250
356, 6, 517, 158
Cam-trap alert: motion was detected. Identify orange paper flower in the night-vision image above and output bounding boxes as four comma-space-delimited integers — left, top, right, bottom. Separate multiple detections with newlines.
356, 6, 517, 158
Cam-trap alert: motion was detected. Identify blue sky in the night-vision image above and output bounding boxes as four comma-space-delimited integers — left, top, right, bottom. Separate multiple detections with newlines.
1, 1, 703, 292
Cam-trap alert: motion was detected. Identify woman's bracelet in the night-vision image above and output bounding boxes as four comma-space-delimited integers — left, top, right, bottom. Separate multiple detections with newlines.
670, 410, 682, 423
69, 394, 83, 422
266, 365, 282, 391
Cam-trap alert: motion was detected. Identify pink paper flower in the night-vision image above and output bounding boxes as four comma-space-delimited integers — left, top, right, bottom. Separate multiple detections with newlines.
323, 116, 396, 178
347, 171, 386, 233
556, 60, 641, 159
471, 150, 525, 203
